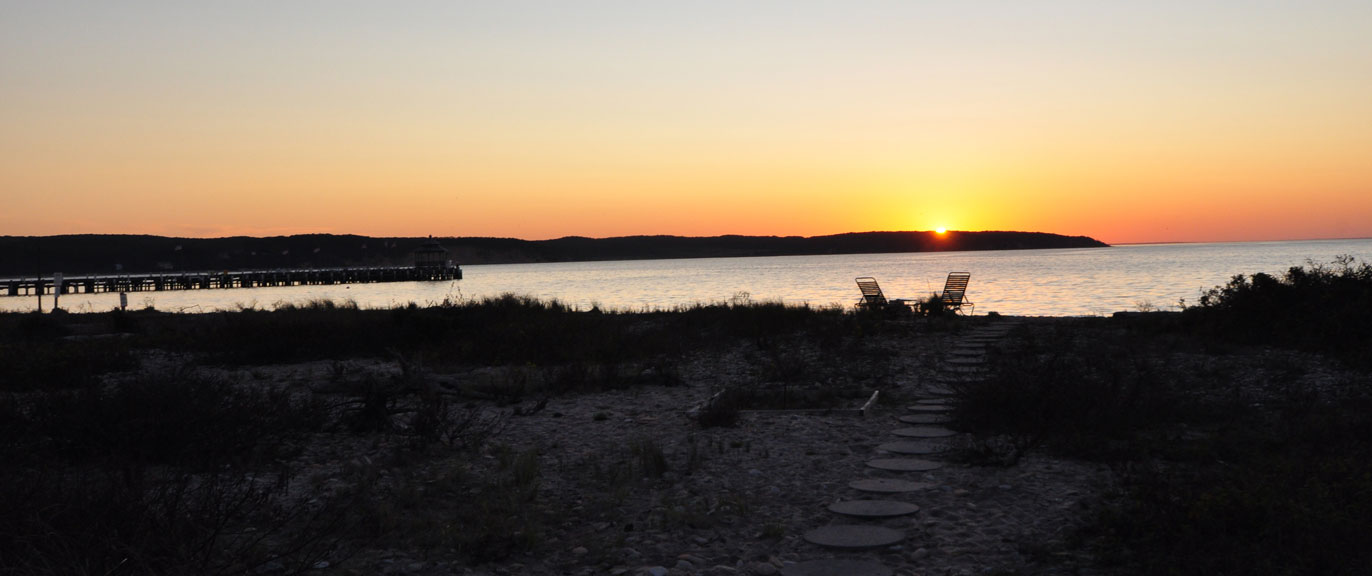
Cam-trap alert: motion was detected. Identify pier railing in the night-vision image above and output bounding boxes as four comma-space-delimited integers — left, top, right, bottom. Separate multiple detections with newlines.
2, 265, 462, 297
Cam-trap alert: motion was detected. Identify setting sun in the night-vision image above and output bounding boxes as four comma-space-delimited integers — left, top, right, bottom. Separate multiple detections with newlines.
936, 228, 947, 234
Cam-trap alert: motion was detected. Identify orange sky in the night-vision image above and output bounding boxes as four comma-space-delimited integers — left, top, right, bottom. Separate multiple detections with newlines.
3, 3, 1370, 245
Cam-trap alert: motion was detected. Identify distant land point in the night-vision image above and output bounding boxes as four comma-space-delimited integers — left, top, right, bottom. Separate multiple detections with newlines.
0, 231, 1107, 277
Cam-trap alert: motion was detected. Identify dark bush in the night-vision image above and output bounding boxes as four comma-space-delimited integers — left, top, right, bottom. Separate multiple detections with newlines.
16, 368, 323, 468
1187, 256, 1372, 364
0, 338, 136, 392
1096, 381, 1372, 576
951, 323, 1176, 462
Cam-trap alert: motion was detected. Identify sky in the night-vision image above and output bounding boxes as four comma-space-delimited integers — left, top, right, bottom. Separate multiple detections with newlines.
2, 1, 1370, 244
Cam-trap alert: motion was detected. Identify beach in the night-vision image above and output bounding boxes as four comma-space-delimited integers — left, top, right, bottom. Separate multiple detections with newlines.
4, 286, 1368, 576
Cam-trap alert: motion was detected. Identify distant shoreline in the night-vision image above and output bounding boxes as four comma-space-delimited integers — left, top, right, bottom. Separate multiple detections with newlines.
0, 231, 1106, 276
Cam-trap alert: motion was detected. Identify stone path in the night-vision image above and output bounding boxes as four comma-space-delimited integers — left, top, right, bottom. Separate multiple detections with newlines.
784, 320, 1020, 575
896, 413, 949, 425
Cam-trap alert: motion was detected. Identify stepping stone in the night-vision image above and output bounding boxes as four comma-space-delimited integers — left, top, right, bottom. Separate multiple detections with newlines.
827, 499, 920, 518
867, 458, 944, 472
892, 426, 958, 438
925, 386, 956, 396
782, 559, 893, 576
907, 404, 952, 413
945, 357, 985, 365
877, 441, 949, 455
899, 413, 949, 424
803, 525, 905, 550
915, 398, 952, 405
849, 478, 934, 493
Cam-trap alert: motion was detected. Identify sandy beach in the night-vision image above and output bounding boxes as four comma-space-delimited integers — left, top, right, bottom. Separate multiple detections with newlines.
3, 292, 1369, 575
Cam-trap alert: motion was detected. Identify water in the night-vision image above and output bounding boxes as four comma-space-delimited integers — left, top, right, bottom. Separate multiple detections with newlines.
6, 239, 1371, 317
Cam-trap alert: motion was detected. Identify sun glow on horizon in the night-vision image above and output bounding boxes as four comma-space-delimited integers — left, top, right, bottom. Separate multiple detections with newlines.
935, 227, 947, 234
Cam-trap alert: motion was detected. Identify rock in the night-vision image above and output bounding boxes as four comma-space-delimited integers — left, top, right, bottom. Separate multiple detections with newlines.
676, 559, 695, 569
644, 567, 670, 576
572, 547, 589, 556
680, 554, 708, 565
255, 560, 285, 574
748, 562, 779, 576
912, 548, 929, 560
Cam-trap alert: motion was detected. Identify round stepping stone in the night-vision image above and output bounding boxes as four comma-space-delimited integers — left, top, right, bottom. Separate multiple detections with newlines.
907, 404, 953, 413
867, 458, 944, 472
803, 525, 905, 550
849, 478, 933, 493
782, 559, 893, 576
892, 426, 958, 438
827, 499, 920, 518
899, 413, 949, 424
877, 441, 949, 455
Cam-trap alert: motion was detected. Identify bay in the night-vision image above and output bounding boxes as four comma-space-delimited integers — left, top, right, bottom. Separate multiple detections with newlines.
5, 239, 1370, 317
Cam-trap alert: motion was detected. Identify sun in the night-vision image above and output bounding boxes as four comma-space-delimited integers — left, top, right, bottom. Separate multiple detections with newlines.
935, 227, 947, 234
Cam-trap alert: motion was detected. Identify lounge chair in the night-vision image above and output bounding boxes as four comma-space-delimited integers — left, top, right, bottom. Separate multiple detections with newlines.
855, 277, 912, 311
938, 272, 974, 315
855, 277, 887, 308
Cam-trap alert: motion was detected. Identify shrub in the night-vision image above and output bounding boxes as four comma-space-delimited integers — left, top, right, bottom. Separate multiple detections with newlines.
1095, 379, 1372, 576
951, 322, 1177, 463
1188, 256, 1372, 365
13, 367, 323, 469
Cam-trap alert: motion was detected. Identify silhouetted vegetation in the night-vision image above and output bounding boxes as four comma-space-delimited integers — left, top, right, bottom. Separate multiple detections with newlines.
0, 366, 337, 575
1184, 255, 1372, 365
947, 260, 1372, 574
0, 297, 911, 573
949, 321, 1179, 464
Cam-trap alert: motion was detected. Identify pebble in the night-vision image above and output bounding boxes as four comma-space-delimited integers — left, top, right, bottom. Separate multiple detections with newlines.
748, 562, 779, 575
264, 323, 1118, 576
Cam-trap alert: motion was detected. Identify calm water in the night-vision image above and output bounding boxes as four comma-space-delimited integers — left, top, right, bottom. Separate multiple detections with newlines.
6, 239, 1371, 317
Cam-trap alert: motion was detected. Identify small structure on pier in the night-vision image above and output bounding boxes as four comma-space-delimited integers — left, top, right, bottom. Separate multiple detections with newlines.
412, 237, 456, 281
413, 237, 451, 270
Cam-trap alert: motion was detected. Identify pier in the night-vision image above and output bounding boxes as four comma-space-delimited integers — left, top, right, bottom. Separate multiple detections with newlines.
3, 265, 462, 298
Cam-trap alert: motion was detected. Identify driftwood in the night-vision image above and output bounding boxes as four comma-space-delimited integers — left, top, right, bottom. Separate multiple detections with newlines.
859, 390, 881, 416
